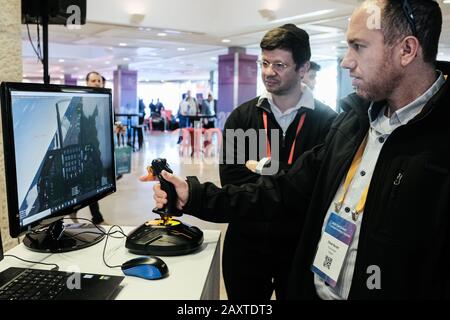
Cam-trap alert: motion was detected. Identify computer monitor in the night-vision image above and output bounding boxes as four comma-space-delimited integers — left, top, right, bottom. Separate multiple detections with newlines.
0, 82, 116, 253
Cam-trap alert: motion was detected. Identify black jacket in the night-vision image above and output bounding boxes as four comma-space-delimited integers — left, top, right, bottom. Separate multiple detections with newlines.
220, 96, 337, 186
184, 61, 450, 299
219, 97, 336, 247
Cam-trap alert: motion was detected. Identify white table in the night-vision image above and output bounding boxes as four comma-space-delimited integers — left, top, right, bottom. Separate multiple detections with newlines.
0, 227, 221, 300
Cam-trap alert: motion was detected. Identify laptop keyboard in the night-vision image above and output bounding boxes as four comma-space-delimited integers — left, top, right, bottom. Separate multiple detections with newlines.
0, 268, 73, 300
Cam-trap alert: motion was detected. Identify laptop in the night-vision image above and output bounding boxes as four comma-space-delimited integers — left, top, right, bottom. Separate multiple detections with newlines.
0, 229, 124, 300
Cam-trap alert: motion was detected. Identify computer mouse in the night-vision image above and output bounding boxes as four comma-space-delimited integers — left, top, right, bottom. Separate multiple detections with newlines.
121, 256, 169, 280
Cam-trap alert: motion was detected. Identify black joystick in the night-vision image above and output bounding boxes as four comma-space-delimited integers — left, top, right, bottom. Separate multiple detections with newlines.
125, 158, 204, 256
150, 158, 183, 218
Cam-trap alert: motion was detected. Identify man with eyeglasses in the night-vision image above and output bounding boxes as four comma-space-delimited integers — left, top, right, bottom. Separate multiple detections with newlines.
219, 24, 336, 300
153, 0, 449, 299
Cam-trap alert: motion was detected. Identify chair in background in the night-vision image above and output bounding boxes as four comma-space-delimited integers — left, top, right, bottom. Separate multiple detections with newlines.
203, 128, 222, 157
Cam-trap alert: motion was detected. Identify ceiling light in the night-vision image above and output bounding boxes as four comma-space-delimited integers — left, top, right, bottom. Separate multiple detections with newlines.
164, 29, 182, 34
123, 57, 130, 61
105, 61, 111, 64
177, 47, 186, 51
210, 57, 217, 61
222, 39, 231, 43
58, 59, 65, 63
269, 9, 335, 24
157, 33, 167, 37
119, 43, 127, 47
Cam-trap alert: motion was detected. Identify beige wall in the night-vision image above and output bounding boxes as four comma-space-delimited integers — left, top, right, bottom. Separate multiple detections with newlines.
0, 0, 22, 251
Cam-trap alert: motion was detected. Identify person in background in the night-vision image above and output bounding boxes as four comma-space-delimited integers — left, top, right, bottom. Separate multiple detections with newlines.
214, 24, 337, 300
138, 98, 146, 125
153, 0, 450, 299
155, 98, 165, 115
201, 93, 216, 129
80, 71, 105, 225
303, 61, 321, 91
177, 91, 198, 144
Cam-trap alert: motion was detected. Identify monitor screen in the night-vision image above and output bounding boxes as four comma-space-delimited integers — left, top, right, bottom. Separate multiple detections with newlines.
1, 82, 116, 251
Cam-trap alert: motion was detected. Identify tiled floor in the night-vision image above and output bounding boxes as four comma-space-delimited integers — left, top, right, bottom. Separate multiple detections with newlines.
75, 130, 229, 299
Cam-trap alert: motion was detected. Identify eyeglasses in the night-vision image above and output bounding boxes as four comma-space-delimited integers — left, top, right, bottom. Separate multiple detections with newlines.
256, 60, 290, 73
401, 0, 417, 37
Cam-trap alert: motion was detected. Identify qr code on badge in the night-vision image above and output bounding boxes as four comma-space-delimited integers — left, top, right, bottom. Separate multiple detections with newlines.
323, 256, 333, 269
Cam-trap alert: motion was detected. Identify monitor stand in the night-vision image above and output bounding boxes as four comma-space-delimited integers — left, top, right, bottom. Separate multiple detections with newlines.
23, 219, 105, 253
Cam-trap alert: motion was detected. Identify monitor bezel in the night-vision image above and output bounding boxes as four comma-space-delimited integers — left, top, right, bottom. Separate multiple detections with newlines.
1, 82, 117, 238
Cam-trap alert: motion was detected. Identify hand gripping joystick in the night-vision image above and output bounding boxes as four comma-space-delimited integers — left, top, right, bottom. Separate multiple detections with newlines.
127, 158, 204, 256
140, 158, 183, 222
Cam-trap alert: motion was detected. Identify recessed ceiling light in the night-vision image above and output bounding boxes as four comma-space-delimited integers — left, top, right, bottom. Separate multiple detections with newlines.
269, 9, 335, 24
157, 32, 167, 37
222, 39, 231, 43
123, 57, 130, 61
105, 61, 111, 64
177, 47, 186, 51
119, 43, 127, 47
58, 59, 65, 63
210, 57, 217, 61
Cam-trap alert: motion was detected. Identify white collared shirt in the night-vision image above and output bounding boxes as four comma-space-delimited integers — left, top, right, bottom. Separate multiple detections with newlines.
314, 71, 446, 300
257, 83, 315, 134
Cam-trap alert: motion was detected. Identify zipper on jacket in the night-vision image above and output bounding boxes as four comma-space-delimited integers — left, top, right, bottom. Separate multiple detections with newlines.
282, 132, 286, 148
390, 171, 403, 200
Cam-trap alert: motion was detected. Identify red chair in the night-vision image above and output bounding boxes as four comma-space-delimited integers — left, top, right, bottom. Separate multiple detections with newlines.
179, 128, 192, 156
203, 128, 222, 157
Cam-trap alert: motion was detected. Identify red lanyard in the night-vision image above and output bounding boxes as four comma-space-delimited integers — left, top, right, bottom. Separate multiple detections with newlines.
262, 111, 306, 165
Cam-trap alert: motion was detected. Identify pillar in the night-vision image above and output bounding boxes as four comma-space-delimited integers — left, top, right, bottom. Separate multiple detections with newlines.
217, 47, 257, 128
64, 74, 78, 86
0, 0, 22, 251
113, 66, 138, 118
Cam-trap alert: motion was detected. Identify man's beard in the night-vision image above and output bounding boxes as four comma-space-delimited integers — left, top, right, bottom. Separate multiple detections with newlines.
356, 53, 400, 102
